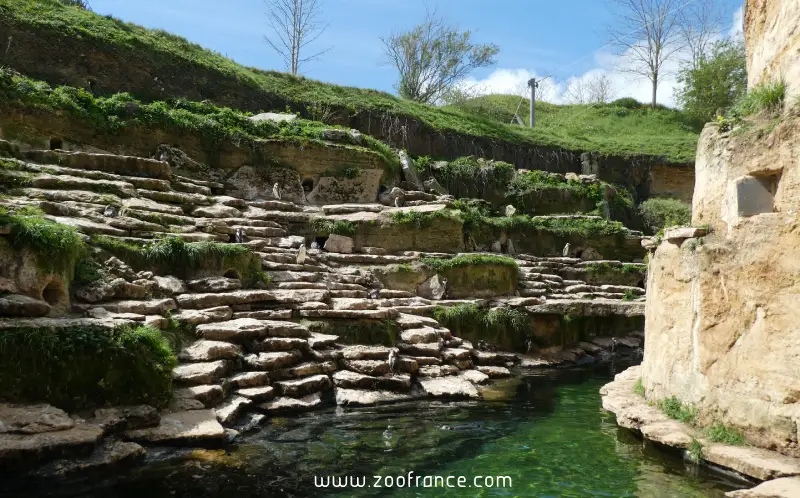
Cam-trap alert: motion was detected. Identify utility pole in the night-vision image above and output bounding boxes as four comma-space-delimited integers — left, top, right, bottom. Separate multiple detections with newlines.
527, 77, 539, 128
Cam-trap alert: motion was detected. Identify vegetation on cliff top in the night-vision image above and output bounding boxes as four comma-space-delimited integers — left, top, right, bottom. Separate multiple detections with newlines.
0, 68, 399, 171
0, 323, 176, 410
639, 198, 692, 233
0, 0, 697, 164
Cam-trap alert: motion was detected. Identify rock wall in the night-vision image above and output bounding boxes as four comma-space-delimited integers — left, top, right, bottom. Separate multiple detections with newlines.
642, 0, 800, 458
745, 0, 800, 100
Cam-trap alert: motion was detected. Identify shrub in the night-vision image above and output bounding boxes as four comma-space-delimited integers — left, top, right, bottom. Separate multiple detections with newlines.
0, 324, 176, 410
611, 97, 644, 109
658, 396, 698, 424
639, 198, 691, 233
734, 80, 786, 117
434, 304, 527, 342
706, 424, 746, 445
310, 218, 357, 237
389, 209, 461, 228
633, 377, 645, 396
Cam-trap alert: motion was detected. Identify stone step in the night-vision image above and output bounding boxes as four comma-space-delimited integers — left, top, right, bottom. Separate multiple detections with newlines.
124, 410, 225, 445
249, 337, 308, 352
232, 309, 294, 320
178, 340, 242, 361
400, 327, 440, 344
267, 271, 323, 283
228, 371, 270, 389
341, 345, 390, 361
396, 314, 440, 330
307, 332, 339, 349
173, 385, 225, 407
174, 181, 212, 196
248, 199, 303, 212
244, 208, 309, 224
273, 282, 328, 290
322, 253, 418, 265
518, 289, 547, 298
215, 396, 253, 424
236, 386, 276, 402
334, 388, 417, 407
418, 376, 479, 399
419, 365, 459, 378
391, 305, 438, 315
526, 299, 646, 317
139, 189, 210, 207
321, 204, 384, 215
172, 360, 228, 385
231, 225, 286, 238
332, 370, 411, 392
175, 289, 329, 309
298, 308, 398, 319
329, 290, 369, 299
196, 318, 310, 341
243, 351, 303, 371
258, 392, 324, 413
25, 150, 172, 180
475, 366, 512, 378
74, 298, 176, 315
268, 361, 337, 382
263, 261, 328, 273
378, 289, 414, 299
397, 342, 441, 357
272, 374, 333, 398
344, 359, 390, 376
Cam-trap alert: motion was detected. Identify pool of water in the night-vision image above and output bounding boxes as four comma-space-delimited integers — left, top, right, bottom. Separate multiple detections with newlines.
6, 363, 749, 498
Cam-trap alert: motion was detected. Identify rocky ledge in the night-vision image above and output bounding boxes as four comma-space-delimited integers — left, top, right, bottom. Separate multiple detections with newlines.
600, 366, 800, 497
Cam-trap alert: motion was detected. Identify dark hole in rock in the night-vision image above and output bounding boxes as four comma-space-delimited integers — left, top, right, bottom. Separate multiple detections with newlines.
575, 250, 583, 258
315, 236, 328, 249
41, 281, 64, 307
49, 137, 63, 150
302, 178, 314, 192
637, 280, 645, 288
223, 269, 241, 280
378, 185, 388, 194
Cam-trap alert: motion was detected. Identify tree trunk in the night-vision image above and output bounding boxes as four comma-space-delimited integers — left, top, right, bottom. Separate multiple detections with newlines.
651, 71, 658, 107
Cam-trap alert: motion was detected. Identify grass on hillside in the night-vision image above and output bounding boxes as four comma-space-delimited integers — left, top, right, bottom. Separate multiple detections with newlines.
1, 0, 698, 164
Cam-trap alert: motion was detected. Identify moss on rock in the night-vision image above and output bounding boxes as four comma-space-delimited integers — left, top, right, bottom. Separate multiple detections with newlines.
0, 323, 176, 410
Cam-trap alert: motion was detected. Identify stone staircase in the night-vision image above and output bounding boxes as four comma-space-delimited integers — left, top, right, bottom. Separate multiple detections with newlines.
0, 145, 646, 469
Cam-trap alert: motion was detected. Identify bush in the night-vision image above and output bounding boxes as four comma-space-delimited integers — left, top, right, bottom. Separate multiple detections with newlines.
611, 97, 644, 109
0, 324, 176, 410
735, 80, 786, 117
434, 304, 528, 344
309, 218, 357, 237
639, 198, 691, 233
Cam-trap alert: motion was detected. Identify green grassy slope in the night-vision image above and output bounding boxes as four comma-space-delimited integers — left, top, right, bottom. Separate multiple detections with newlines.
447, 95, 700, 164
0, 0, 699, 163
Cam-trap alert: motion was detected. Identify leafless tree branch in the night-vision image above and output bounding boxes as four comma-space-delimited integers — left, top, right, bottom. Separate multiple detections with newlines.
264, 0, 331, 75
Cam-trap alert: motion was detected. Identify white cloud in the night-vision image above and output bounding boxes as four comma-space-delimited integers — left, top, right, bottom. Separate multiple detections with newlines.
460, 5, 745, 109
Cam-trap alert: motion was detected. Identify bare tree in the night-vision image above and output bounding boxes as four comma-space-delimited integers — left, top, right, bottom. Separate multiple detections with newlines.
608, 0, 685, 107
265, 0, 330, 75
678, 0, 722, 69
565, 77, 588, 104
382, 11, 499, 104
587, 74, 615, 103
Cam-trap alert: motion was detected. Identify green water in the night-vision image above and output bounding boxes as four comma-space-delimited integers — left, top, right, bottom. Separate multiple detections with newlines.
4, 364, 748, 498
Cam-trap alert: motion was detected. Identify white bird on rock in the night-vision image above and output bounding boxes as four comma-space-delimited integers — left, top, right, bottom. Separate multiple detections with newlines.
394, 196, 401, 207
296, 243, 307, 264
388, 348, 398, 375
562, 243, 571, 257
272, 182, 281, 200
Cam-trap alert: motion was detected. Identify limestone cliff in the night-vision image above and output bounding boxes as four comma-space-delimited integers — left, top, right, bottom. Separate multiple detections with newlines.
642, 0, 800, 458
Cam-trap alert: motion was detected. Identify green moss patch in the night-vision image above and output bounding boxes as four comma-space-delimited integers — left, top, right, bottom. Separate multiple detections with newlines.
0, 207, 85, 274
639, 198, 691, 234
90, 236, 263, 283
0, 324, 176, 410
309, 218, 357, 237
420, 254, 517, 271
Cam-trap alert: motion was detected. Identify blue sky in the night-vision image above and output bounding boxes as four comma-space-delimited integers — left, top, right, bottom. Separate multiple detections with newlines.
89, 0, 744, 104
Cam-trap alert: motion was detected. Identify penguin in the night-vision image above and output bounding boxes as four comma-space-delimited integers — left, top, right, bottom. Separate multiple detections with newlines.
394, 196, 401, 207
562, 242, 571, 257
272, 183, 281, 200
388, 348, 398, 375
103, 205, 117, 218
310, 241, 320, 250
296, 243, 307, 264
368, 288, 380, 300
234, 228, 245, 244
